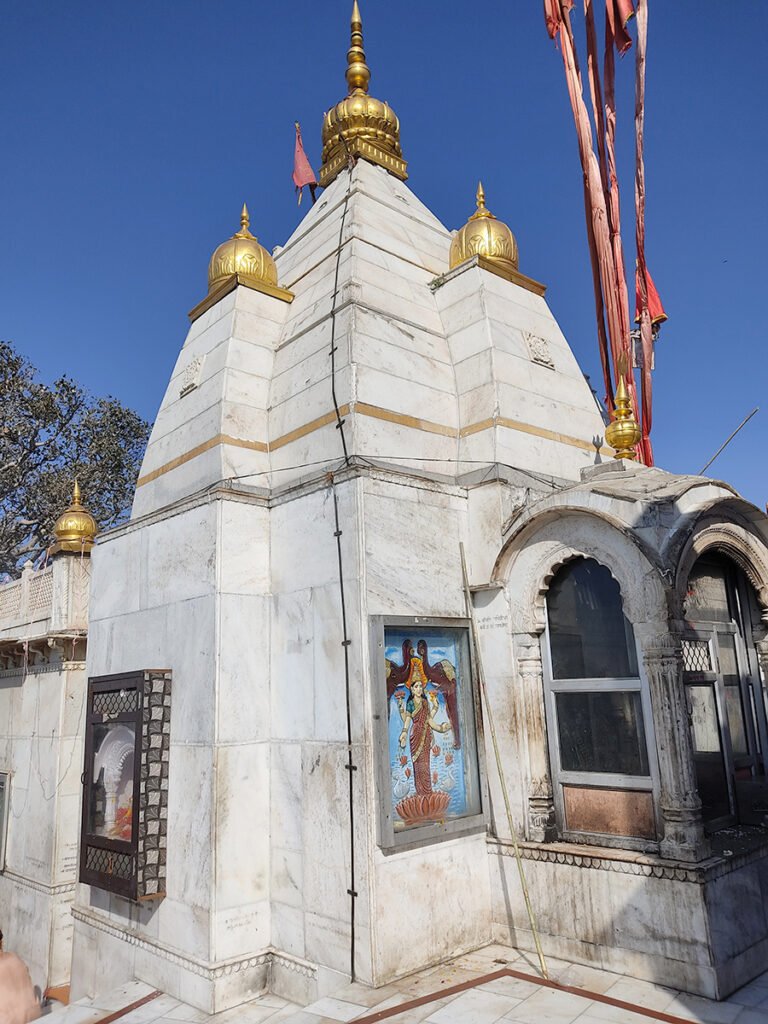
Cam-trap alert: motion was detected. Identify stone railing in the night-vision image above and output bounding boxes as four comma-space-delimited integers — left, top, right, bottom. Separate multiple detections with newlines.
0, 558, 90, 642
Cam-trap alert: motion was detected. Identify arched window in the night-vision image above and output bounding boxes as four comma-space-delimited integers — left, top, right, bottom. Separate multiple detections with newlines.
542, 558, 656, 845
682, 552, 768, 830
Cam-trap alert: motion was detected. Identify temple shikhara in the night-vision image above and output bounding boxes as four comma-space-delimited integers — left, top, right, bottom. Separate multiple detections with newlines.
2, 4, 768, 1016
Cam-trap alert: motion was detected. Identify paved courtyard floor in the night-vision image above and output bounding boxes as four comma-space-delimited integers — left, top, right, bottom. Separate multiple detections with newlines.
47, 944, 768, 1024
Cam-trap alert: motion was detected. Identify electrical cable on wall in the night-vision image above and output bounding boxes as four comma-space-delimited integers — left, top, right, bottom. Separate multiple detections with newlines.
327, 160, 358, 981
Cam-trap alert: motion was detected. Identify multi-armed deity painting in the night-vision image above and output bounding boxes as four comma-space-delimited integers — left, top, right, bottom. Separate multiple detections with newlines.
382, 623, 482, 835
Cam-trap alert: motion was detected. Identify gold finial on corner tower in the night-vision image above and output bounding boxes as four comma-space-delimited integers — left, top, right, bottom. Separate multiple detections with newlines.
237, 202, 254, 238
347, 0, 370, 94
51, 478, 98, 556
605, 354, 641, 461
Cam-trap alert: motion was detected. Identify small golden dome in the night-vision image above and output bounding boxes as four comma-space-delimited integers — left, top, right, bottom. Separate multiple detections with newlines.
51, 481, 98, 555
449, 183, 519, 273
208, 204, 277, 293
319, 2, 407, 188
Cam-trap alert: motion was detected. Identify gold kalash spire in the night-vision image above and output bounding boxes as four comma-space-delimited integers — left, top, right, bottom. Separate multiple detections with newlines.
51, 480, 99, 555
605, 355, 641, 460
450, 182, 519, 276
319, 1, 407, 188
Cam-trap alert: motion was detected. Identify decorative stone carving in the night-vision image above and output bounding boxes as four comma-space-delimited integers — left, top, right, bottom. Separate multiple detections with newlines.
642, 633, 709, 862
522, 330, 555, 369
180, 355, 205, 397
515, 633, 556, 842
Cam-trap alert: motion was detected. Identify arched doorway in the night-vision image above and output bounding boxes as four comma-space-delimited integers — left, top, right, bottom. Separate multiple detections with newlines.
682, 552, 768, 829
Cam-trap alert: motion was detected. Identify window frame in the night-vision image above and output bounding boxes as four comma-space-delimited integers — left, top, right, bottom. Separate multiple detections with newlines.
541, 562, 661, 851
370, 615, 488, 851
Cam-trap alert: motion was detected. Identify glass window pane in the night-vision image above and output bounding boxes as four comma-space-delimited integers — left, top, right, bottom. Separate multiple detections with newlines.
686, 684, 731, 821
547, 559, 637, 679
719, 635, 749, 757
87, 722, 136, 841
555, 691, 649, 776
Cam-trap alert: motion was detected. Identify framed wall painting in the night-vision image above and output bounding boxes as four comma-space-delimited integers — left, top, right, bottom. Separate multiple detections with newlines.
80, 670, 171, 900
371, 616, 486, 849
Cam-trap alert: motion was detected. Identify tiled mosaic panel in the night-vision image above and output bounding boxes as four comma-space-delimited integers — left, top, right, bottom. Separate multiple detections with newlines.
84, 844, 133, 880
137, 671, 171, 898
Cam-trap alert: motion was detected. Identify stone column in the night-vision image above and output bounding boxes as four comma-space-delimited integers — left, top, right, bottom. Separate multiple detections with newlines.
643, 633, 709, 862
515, 633, 557, 842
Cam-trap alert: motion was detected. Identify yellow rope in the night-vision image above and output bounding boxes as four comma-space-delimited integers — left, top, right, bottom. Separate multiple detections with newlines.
459, 543, 549, 980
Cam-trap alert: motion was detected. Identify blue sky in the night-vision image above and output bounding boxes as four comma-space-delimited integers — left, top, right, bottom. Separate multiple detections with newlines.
1, 3, 765, 504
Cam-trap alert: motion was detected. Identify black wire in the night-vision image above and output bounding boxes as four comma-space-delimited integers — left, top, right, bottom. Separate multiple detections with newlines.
328, 164, 357, 982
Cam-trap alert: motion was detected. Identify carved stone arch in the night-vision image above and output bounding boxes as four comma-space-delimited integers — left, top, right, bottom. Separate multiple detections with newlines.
494, 511, 667, 636
674, 519, 768, 623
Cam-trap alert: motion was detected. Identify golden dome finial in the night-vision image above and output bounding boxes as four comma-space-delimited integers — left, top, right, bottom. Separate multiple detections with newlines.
449, 182, 519, 274
605, 354, 641, 461
51, 479, 98, 556
347, 0, 370, 94
208, 204, 277, 294
319, 1, 407, 187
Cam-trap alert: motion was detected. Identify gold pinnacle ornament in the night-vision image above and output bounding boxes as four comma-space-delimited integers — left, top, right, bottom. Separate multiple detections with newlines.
605, 355, 641, 461
207, 203, 278, 293
319, 1, 406, 187
51, 480, 99, 555
449, 182, 519, 274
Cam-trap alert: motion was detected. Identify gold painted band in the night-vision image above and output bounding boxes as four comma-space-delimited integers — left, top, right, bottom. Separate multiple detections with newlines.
136, 403, 610, 487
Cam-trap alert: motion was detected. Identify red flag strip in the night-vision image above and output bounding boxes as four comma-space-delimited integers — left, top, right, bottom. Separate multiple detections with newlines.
293, 121, 318, 205
633, 0, 656, 464
556, 3, 628, 408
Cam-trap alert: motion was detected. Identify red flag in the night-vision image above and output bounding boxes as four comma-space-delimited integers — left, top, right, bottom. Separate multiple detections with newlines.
635, 265, 667, 325
292, 121, 317, 205
606, 0, 635, 55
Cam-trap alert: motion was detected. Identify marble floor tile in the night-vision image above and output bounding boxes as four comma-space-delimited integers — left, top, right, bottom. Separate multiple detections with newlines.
599, 978, 678, 1013
548, 964, 621, 996
119, 995, 183, 1023
663, 992, 743, 1024
162, 1005, 213, 1024
330, 981, 404, 1008
726, 979, 768, 1008
572, 999, 659, 1024
301, 998, 370, 1022
731, 1009, 768, 1024
424, 988, 520, 1024
45, 1008, 104, 1024
476, 977, 542, 1002
501, 986, 586, 1024
88, 981, 158, 1011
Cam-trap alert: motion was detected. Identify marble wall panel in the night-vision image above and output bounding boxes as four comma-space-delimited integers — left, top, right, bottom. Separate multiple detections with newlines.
311, 581, 367, 744
271, 589, 315, 742
214, 741, 270, 912
131, 446, 225, 518
0, 876, 54, 992
355, 364, 458, 429
141, 505, 217, 608
155, 896, 210, 960
363, 487, 466, 619
165, 595, 216, 746
271, 741, 303, 853
352, 329, 453, 397
371, 833, 492, 983
213, 899, 270, 962
217, 594, 270, 745
89, 532, 142, 622
164, 743, 214, 916
352, 415, 456, 471
272, 847, 304, 908
268, 366, 354, 447
217, 503, 270, 596
271, 901, 306, 960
